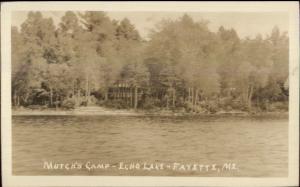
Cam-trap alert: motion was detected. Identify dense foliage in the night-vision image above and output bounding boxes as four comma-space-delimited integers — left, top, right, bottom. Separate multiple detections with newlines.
12, 11, 289, 112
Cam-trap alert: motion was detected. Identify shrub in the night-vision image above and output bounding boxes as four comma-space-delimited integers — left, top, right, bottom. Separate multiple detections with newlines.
62, 98, 76, 110
230, 99, 247, 111
206, 100, 218, 114
140, 98, 161, 110
102, 99, 129, 109
27, 105, 48, 110
268, 101, 288, 112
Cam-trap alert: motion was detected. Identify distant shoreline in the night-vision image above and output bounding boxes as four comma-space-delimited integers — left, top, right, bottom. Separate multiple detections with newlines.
12, 107, 288, 118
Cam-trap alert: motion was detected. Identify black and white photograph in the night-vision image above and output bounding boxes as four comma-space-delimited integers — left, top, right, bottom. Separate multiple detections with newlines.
1, 1, 299, 187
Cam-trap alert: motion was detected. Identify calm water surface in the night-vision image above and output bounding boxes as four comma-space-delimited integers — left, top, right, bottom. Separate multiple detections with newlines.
12, 115, 288, 176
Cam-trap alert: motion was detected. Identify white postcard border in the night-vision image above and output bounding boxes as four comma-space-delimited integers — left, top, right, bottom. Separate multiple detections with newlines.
1, 1, 299, 186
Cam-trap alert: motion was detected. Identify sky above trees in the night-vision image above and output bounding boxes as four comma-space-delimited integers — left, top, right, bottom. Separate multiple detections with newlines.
12, 11, 289, 40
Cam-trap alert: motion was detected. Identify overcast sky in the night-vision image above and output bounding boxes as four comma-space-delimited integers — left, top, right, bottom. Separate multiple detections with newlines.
12, 11, 289, 40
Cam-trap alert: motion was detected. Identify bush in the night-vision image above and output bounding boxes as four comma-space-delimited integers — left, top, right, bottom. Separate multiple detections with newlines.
140, 98, 161, 110
268, 101, 288, 112
102, 99, 129, 109
230, 99, 248, 111
206, 100, 218, 114
218, 97, 234, 111
182, 101, 209, 113
27, 105, 48, 110
62, 98, 76, 110
183, 102, 193, 112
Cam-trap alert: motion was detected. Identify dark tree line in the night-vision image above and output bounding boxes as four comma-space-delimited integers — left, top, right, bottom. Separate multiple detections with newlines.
12, 11, 289, 113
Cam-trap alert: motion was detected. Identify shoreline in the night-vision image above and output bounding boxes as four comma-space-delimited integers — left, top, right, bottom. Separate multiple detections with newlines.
12, 107, 289, 118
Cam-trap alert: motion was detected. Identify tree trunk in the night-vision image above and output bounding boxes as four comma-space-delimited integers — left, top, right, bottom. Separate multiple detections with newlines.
13, 92, 17, 107
172, 88, 176, 107
50, 87, 53, 107
72, 81, 75, 98
130, 88, 133, 107
85, 74, 89, 105
119, 88, 121, 99
55, 95, 58, 110
191, 87, 194, 110
134, 86, 138, 109
123, 87, 125, 99
88, 82, 91, 104
77, 89, 80, 106
114, 88, 116, 100
104, 88, 108, 101
195, 88, 199, 106
24, 92, 29, 104
166, 95, 169, 109
188, 87, 191, 103
17, 95, 20, 106
247, 85, 254, 110
126, 88, 129, 105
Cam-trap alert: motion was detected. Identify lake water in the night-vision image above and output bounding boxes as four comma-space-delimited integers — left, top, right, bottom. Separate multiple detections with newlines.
12, 115, 288, 177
